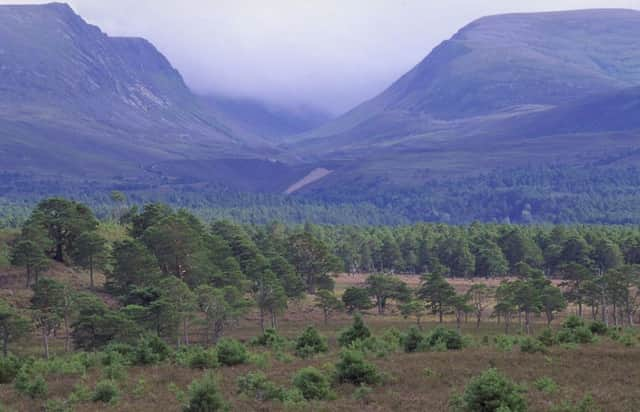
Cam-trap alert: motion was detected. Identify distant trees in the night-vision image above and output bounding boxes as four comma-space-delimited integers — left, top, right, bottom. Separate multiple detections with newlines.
73, 231, 107, 289
399, 300, 427, 327
31, 278, 65, 359
196, 285, 246, 344
315, 290, 344, 324
0, 300, 30, 357
467, 284, 492, 328
342, 287, 373, 313
365, 274, 411, 315
107, 240, 160, 295
11, 240, 48, 287
24, 198, 98, 262
418, 271, 456, 323
8, 195, 640, 362
287, 232, 334, 294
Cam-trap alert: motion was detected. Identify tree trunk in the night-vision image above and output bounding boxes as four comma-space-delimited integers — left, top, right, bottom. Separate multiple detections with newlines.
2, 331, 8, 357
183, 318, 189, 346
42, 329, 50, 360
524, 311, 531, 335
259, 308, 265, 333
213, 320, 224, 344
578, 302, 583, 318
55, 242, 63, 263
64, 316, 71, 352
476, 313, 481, 329
438, 309, 443, 323
89, 255, 94, 290
307, 275, 316, 294
26, 266, 32, 288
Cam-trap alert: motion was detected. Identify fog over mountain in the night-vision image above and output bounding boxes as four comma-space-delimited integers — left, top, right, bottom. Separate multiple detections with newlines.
1, 0, 637, 114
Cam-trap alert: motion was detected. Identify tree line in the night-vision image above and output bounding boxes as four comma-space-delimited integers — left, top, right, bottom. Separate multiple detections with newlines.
2, 197, 640, 359
4, 165, 640, 227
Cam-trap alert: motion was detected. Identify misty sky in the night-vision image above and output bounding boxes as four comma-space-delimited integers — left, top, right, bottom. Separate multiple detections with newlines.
3, 0, 639, 114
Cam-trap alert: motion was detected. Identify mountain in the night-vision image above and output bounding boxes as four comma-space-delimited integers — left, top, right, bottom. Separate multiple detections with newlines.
0, 3, 280, 182
498, 86, 640, 138
2, 5, 640, 224
204, 95, 331, 142
291, 9, 640, 171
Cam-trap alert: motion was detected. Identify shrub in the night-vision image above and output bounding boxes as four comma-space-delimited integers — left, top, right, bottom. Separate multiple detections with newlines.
538, 328, 555, 346
0, 355, 21, 384
184, 372, 227, 412
102, 343, 135, 365
456, 368, 527, 412
619, 331, 637, 347
494, 335, 518, 352
280, 388, 305, 404
102, 361, 127, 382
550, 394, 601, 412
555, 328, 574, 344
335, 350, 380, 385
68, 382, 92, 403
216, 338, 247, 366
14, 367, 47, 399
247, 352, 271, 369
295, 326, 328, 358
92, 380, 119, 403
133, 335, 172, 365
607, 326, 623, 341
520, 337, 547, 354
353, 384, 373, 402
534, 376, 558, 394
563, 315, 585, 330
237, 371, 282, 401
132, 377, 147, 398
424, 327, 463, 350
380, 328, 402, 349
403, 326, 424, 353
251, 328, 286, 349
338, 314, 371, 347
556, 326, 594, 345
176, 346, 219, 369
26, 375, 48, 399
573, 326, 594, 344
588, 321, 608, 336
293, 367, 332, 400
44, 399, 73, 412
348, 336, 396, 358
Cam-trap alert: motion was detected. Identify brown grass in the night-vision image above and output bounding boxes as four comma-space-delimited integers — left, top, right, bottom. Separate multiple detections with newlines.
1, 273, 639, 411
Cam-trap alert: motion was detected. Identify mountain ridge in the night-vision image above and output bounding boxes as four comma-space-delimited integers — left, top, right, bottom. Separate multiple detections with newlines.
0, 2, 282, 182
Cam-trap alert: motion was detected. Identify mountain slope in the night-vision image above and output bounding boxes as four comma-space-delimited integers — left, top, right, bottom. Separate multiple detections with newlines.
204, 95, 331, 142
292, 9, 640, 159
0, 3, 275, 180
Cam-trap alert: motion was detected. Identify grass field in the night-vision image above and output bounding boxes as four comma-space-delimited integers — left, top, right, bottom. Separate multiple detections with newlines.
1, 271, 639, 411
